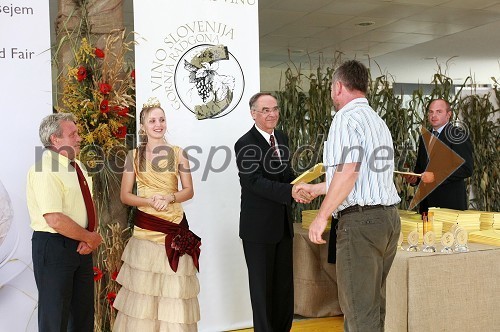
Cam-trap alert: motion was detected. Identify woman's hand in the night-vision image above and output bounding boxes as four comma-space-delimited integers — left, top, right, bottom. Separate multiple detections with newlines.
149, 195, 169, 211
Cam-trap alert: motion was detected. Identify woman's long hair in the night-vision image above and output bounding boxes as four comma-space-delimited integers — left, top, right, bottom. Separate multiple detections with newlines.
135, 105, 166, 172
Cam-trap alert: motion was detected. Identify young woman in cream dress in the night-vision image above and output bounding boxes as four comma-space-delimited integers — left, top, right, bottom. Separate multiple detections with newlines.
113, 98, 201, 332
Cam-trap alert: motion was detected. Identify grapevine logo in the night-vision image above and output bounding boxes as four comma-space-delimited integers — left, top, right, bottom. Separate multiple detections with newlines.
174, 44, 245, 120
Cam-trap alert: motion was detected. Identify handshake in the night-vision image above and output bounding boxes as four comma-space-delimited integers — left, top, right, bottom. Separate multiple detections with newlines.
291, 183, 324, 204
291, 182, 329, 244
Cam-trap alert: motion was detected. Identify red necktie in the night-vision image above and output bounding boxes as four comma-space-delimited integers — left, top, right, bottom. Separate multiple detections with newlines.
70, 161, 96, 232
270, 134, 282, 164
270, 134, 278, 156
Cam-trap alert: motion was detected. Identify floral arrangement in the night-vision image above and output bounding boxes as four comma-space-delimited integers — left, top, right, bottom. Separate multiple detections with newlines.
56, 29, 136, 332
59, 30, 136, 162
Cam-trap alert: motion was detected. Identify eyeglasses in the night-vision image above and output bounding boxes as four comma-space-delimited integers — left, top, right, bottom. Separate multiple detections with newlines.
253, 106, 280, 115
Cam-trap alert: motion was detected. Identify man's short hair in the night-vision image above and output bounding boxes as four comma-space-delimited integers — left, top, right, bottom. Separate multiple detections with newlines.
428, 98, 452, 113
248, 92, 274, 109
39, 113, 76, 147
333, 60, 369, 94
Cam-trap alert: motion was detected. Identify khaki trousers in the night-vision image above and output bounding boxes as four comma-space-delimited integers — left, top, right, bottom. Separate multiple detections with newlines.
336, 206, 401, 332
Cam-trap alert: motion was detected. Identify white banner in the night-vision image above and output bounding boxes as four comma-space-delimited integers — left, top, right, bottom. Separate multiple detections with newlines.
133, 0, 259, 330
0, 1, 53, 331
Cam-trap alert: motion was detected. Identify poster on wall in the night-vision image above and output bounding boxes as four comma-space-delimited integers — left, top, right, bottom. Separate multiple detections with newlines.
133, 0, 259, 330
0, 1, 52, 331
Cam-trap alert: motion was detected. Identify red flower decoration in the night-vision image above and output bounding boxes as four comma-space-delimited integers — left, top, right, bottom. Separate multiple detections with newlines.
93, 267, 103, 281
111, 271, 119, 281
100, 100, 109, 113
99, 83, 112, 95
106, 292, 116, 306
77, 66, 87, 82
94, 48, 105, 58
114, 126, 127, 139
113, 106, 129, 117
130, 69, 135, 80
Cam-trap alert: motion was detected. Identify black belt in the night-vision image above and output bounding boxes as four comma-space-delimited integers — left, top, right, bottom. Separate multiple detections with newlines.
338, 204, 393, 217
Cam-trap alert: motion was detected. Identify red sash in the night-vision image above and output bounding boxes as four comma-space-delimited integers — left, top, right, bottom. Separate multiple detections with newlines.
134, 210, 201, 272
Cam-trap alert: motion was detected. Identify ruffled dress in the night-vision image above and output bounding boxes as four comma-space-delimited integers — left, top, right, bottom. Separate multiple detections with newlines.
113, 146, 200, 332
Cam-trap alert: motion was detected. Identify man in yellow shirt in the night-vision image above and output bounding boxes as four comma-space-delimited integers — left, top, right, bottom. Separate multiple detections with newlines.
27, 113, 102, 331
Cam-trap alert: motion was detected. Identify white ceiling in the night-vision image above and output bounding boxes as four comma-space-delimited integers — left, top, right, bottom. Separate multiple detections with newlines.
258, 0, 500, 71
56, 0, 500, 85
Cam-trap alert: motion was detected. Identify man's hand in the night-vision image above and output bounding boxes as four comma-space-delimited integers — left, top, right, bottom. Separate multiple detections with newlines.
292, 183, 313, 203
403, 174, 418, 185
77, 241, 92, 255
421, 171, 435, 183
292, 183, 325, 203
308, 216, 328, 244
86, 231, 103, 250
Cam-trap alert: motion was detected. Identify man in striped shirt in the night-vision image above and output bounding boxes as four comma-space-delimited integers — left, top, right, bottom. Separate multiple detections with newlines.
295, 60, 401, 331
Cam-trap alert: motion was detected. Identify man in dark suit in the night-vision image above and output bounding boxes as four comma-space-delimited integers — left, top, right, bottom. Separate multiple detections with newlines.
405, 99, 474, 213
234, 92, 310, 332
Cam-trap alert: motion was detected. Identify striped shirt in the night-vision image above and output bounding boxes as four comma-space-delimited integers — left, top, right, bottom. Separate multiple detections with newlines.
323, 98, 400, 217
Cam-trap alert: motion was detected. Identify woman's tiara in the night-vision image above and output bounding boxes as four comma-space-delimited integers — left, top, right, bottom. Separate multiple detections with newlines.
142, 97, 161, 109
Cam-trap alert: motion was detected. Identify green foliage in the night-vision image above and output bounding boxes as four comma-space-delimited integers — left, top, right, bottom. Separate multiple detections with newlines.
458, 87, 500, 211
275, 62, 334, 222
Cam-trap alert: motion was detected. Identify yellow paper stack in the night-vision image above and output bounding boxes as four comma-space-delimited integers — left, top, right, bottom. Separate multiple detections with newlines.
430, 207, 458, 234
301, 210, 332, 231
399, 210, 423, 243
477, 211, 500, 230
431, 208, 481, 234
455, 211, 480, 233
457, 211, 480, 232
399, 210, 420, 219
469, 229, 500, 246
494, 213, 500, 230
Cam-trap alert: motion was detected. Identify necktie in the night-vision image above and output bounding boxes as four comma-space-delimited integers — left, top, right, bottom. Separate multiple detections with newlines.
428, 130, 439, 153
269, 134, 282, 165
270, 134, 278, 157
269, 135, 276, 154
70, 161, 96, 232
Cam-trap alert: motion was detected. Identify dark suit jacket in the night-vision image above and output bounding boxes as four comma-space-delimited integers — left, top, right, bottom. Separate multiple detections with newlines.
414, 123, 474, 212
234, 126, 295, 243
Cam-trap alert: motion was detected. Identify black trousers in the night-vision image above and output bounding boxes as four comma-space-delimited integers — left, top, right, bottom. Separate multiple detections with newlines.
32, 231, 94, 332
242, 230, 294, 332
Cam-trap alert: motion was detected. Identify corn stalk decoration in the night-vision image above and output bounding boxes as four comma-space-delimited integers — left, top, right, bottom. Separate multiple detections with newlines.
275, 55, 336, 222
458, 86, 500, 211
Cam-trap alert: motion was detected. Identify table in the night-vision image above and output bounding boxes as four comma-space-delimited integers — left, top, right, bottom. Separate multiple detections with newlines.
385, 243, 500, 331
293, 223, 342, 317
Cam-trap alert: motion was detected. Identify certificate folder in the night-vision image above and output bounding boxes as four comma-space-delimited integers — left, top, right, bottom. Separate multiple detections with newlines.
291, 163, 325, 184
